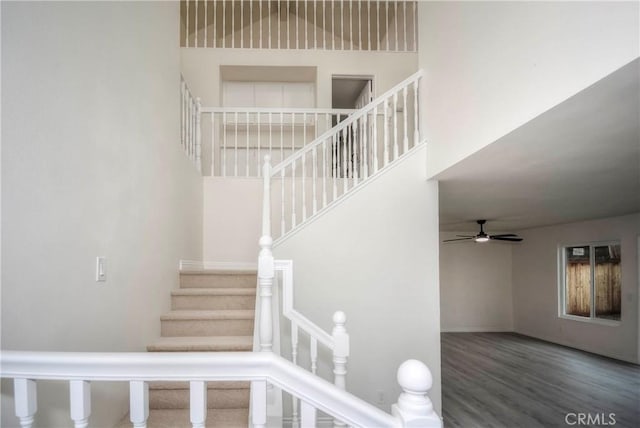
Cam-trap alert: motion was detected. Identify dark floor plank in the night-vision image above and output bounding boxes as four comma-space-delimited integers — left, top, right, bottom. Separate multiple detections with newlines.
441, 332, 640, 428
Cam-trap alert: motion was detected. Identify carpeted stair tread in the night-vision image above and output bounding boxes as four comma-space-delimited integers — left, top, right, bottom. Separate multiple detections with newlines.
180, 270, 257, 289
172, 288, 256, 296
147, 336, 253, 352
161, 310, 255, 320
114, 408, 248, 428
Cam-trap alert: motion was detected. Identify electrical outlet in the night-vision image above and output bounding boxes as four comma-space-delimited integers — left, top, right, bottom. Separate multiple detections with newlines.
96, 257, 106, 282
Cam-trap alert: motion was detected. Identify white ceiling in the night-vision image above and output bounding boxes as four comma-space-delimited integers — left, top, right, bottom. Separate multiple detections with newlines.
437, 59, 640, 233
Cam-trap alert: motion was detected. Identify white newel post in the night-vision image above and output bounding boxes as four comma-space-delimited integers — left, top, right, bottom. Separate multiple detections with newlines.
392, 360, 442, 428
258, 155, 274, 353
195, 97, 202, 173
14, 378, 37, 428
332, 311, 349, 428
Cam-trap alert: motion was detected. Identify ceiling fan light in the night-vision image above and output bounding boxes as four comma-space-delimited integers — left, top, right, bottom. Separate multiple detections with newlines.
475, 236, 490, 243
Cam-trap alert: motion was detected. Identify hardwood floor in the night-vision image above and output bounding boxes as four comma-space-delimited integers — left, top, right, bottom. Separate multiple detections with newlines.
441, 333, 640, 428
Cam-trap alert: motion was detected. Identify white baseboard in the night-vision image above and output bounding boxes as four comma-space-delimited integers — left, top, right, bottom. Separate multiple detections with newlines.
179, 260, 258, 271
282, 416, 334, 427
441, 327, 514, 333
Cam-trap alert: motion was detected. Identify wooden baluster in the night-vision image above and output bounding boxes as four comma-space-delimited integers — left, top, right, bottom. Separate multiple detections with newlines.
414, 79, 420, 146
181, 80, 185, 150
260, 0, 263, 49
358, 0, 362, 50
341, 127, 347, 191
353, 120, 359, 185
392, 360, 442, 427
250, 0, 253, 48
394, 1, 398, 51
241, 0, 244, 48
268, 0, 272, 49
190, 381, 207, 428
281, 168, 286, 237
341, 0, 345, 50
387, 0, 391, 51
376, 0, 380, 50
304, 0, 308, 49
291, 322, 300, 427
349, 0, 353, 50
403, 86, 409, 153
259, 156, 274, 353
295, 0, 299, 49
251, 380, 267, 428
302, 151, 306, 221
211, 114, 215, 176
287, 0, 290, 49
310, 337, 318, 375
213, 0, 217, 48
269, 112, 273, 161
403, 1, 407, 52
14, 379, 37, 428
367, 0, 371, 50
246, 112, 250, 177
322, 139, 328, 208
129, 381, 149, 428
235, 111, 239, 176
332, 133, 338, 200
222, 111, 227, 177
258, 112, 262, 177
383, 100, 389, 166
414, 2, 418, 52
232, 0, 235, 48
372, 104, 378, 173
204, 0, 207, 47
292, 161, 297, 228
300, 401, 317, 428
313, 0, 317, 49
280, 112, 284, 162
312, 145, 318, 215
331, 1, 335, 50
195, 0, 198, 47
393, 92, 399, 160
186, 0, 190, 47
69, 380, 91, 428
222, 0, 226, 48
363, 111, 369, 178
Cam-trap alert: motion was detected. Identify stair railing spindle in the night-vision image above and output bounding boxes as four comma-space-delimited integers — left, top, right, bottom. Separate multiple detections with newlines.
14, 378, 37, 428
403, 86, 409, 153
393, 92, 399, 159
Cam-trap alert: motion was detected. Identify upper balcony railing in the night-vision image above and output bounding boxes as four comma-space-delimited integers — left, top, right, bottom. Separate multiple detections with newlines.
181, 0, 418, 52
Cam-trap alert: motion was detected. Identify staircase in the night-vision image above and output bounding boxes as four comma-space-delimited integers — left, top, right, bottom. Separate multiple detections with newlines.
118, 270, 258, 427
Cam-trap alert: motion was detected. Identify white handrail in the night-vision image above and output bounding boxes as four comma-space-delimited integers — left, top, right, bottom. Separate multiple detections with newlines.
0, 351, 440, 428
202, 107, 356, 115
272, 69, 425, 175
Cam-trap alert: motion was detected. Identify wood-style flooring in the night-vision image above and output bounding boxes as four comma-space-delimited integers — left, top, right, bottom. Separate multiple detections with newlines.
441, 333, 640, 428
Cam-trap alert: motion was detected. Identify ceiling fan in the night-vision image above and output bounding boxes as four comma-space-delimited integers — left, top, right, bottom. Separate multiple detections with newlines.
443, 220, 523, 243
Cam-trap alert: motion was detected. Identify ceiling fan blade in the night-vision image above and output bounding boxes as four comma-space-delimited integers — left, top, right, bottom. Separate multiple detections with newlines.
443, 237, 474, 242
456, 235, 475, 238
490, 234, 518, 238
490, 236, 523, 242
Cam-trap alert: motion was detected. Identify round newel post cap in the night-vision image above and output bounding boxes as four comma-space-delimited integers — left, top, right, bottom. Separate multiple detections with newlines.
259, 235, 273, 248
397, 359, 432, 394
333, 311, 346, 326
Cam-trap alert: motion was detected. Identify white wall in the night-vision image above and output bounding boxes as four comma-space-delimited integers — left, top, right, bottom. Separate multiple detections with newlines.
203, 178, 262, 262
181, 49, 417, 108
418, 1, 640, 177
440, 235, 513, 332
273, 146, 442, 415
512, 213, 640, 364
1, 2, 202, 427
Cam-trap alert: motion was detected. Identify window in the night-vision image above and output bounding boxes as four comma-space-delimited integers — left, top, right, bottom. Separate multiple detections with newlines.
561, 242, 621, 322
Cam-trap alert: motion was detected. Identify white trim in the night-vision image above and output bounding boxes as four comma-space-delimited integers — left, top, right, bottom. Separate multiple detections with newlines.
179, 260, 258, 272
0, 351, 398, 428
558, 314, 621, 327
440, 327, 514, 333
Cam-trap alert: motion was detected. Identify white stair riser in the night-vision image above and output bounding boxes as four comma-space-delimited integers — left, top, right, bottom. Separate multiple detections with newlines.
172, 295, 255, 311
149, 388, 249, 410
180, 274, 257, 289
161, 319, 254, 337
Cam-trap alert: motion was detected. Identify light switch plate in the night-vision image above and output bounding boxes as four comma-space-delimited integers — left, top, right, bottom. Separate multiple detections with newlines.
96, 257, 106, 282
